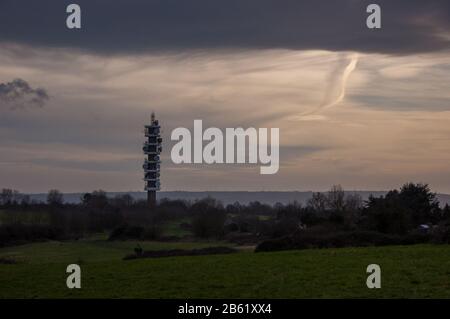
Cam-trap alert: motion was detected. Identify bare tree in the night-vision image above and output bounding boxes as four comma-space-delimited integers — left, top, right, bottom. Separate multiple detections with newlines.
307, 192, 328, 212
327, 185, 345, 211
1, 188, 13, 205
47, 189, 64, 206
345, 193, 363, 212
0, 188, 20, 205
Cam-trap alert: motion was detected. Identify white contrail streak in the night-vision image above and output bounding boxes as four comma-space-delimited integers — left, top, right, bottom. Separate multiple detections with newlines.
296, 53, 359, 119
323, 53, 358, 110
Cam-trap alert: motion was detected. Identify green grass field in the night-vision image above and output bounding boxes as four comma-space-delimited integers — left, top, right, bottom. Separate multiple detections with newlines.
0, 240, 449, 298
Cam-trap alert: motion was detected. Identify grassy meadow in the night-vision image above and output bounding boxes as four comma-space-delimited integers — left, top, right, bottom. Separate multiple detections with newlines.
0, 239, 449, 298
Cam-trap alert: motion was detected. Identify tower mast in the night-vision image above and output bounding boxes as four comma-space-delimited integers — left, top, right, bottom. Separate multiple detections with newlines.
143, 112, 162, 207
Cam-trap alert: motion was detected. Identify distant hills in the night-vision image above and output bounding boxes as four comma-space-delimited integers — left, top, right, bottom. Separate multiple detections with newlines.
27, 191, 450, 207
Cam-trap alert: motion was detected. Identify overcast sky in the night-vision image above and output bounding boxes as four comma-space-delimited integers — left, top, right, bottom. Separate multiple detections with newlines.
0, 0, 449, 193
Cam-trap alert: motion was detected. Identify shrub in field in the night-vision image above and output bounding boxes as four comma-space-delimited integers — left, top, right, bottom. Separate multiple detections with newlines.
190, 198, 226, 238
254, 236, 294, 252
108, 225, 143, 240
124, 246, 237, 260
0, 257, 17, 264
254, 229, 430, 252
0, 224, 66, 247
431, 222, 450, 244
142, 225, 162, 240
108, 224, 161, 241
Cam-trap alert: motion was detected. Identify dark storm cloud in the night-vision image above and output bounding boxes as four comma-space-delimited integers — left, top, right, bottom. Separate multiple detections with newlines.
0, 0, 448, 55
0, 79, 49, 110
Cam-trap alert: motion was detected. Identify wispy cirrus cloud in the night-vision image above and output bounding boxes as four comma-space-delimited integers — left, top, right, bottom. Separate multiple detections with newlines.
1, 45, 450, 192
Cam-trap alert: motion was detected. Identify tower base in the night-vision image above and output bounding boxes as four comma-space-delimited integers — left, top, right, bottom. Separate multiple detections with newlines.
147, 191, 156, 207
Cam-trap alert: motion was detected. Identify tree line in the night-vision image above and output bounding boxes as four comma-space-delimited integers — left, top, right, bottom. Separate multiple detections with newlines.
1, 183, 449, 248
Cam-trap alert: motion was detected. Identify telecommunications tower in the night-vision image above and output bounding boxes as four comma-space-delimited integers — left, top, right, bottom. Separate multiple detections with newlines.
143, 112, 162, 206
